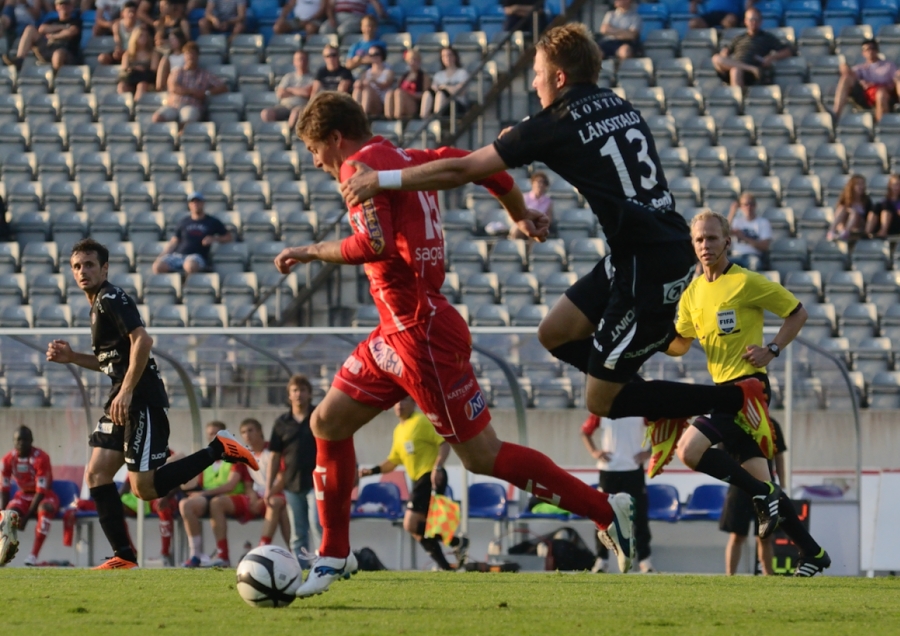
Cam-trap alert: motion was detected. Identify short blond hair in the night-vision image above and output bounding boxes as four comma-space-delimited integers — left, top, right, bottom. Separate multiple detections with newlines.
536, 23, 602, 85
690, 210, 730, 237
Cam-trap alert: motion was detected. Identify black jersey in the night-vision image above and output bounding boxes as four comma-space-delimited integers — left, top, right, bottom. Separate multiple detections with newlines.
90, 280, 169, 410
493, 83, 689, 249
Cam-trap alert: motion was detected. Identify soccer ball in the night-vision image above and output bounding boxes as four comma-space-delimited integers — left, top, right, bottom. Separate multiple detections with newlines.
235, 545, 303, 608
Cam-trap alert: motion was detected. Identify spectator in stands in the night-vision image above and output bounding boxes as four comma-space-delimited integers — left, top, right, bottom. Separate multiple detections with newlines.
597, 0, 641, 61
711, 8, 791, 88
345, 14, 385, 72
153, 0, 191, 61
179, 421, 249, 568
869, 174, 900, 238
118, 24, 157, 101
152, 42, 228, 127
422, 46, 468, 117
358, 396, 467, 571
501, 0, 548, 35
687, 0, 742, 30
136, 0, 156, 27
274, 0, 325, 36
581, 415, 653, 574
154, 191, 232, 276
3, 0, 82, 72
155, 28, 187, 92
91, 0, 127, 36
352, 45, 393, 117
726, 193, 772, 271
0, 426, 59, 567
208, 419, 289, 567
98, 0, 138, 65
261, 50, 314, 128
0, 0, 42, 45
199, 0, 246, 41
310, 44, 353, 96
827, 174, 873, 242
321, 0, 386, 37
385, 48, 431, 120
266, 374, 321, 561
510, 171, 553, 239
832, 39, 900, 124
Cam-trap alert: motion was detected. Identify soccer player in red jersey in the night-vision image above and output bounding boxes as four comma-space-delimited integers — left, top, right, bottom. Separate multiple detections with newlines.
275, 92, 637, 598
0, 426, 60, 566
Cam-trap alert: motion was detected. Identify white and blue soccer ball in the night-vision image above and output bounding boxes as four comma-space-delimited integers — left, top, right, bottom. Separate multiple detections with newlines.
235, 545, 302, 608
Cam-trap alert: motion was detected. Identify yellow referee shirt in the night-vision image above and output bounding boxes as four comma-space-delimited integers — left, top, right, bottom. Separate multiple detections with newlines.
387, 411, 445, 481
676, 264, 801, 384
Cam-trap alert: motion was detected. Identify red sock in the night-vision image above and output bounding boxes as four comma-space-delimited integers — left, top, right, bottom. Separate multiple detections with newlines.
259, 536, 272, 546
32, 514, 51, 558
216, 538, 229, 562
62, 508, 75, 547
157, 511, 173, 557
314, 437, 356, 558
491, 442, 614, 528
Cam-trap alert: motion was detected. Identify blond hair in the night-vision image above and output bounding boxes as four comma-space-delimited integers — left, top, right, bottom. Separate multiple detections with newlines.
126, 25, 151, 60
690, 210, 730, 237
536, 23, 602, 85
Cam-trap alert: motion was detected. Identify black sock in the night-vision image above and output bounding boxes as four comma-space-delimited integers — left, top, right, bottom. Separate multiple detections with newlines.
778, 494, 820, 557
607, 380, 743, 420
420, 537, 452, 570
549, 339, 592, 373
90, 483, 136, 562
153, 449, 216, 496
693, 448, 770, 497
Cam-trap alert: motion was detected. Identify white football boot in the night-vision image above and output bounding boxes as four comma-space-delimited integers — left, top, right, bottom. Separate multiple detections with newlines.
597, 492, 636, 574
295, 551, 359, 598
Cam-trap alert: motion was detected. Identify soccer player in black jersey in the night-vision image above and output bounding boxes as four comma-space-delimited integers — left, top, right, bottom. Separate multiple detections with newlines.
341, 24, 774, 473
44, 239, 258, 569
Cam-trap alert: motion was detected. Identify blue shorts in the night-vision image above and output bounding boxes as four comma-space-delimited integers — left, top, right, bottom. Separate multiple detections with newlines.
160, 252, 207, 272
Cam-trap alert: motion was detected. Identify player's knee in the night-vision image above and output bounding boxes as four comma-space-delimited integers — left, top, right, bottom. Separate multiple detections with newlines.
39, 502, 54, 515
677, 440, 702, 468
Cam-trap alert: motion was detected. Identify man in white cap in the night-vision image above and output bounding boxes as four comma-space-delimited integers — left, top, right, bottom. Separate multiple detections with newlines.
153, 192, 232, 278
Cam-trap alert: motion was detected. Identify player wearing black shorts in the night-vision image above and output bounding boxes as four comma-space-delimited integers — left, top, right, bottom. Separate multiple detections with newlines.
341, 23, 772, 449
45, 238, 258, 569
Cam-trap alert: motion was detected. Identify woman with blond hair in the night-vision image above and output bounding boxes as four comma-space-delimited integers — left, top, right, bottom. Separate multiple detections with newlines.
118, 24, 157, 101
827, 174, 873, 241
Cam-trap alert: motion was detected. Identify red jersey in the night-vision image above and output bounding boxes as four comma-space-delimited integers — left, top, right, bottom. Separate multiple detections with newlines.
339, 139, 514, 334
1, 448, 53, 495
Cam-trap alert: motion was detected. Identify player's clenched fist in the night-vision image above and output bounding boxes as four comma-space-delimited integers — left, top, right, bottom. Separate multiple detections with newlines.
274, 246, 315, 274
46, 339, 73, 364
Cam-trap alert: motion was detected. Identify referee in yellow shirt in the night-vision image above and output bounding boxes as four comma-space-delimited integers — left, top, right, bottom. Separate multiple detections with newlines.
666, 210, 830, 577
359, 396, 466, 570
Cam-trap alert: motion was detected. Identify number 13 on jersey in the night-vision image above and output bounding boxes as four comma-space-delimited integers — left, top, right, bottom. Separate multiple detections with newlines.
599, 129, 658, 197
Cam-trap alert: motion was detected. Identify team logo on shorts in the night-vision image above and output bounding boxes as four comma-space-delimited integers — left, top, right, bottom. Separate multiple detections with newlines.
717, 309, 737, 334
464, 391, 486, 420
369, 336, 403, 377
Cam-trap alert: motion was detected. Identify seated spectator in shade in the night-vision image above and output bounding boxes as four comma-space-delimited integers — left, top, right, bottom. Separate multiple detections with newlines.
321, 0, 385, 37
98, 0, 138, 65
199, 0, 246, 41
385, 48, 431, 120
422, 46, 468, 116
155, 29, 187, 92
273, 0, 325, 36
152, 42, 228, 127
833, 39, 900, 124
711, 8, 791, 88
3, 0, 82, 72
726, 193, 772, 271
688, 0, 742, 29
352, 45, 393, 117
118, 24, 157, 101
345, 14, 385, 72
310, 44, 353, 97
501, 0, 548, 35
827, 174, 874, 242
868, 174, 900, 238
511, 171, 554, 240
154, 191, 232, 276
597, 0, 641, 61
154, 0, 191, 58
91, 0, 127, 35
261, 49, 314, 128
0, 0, 42, 45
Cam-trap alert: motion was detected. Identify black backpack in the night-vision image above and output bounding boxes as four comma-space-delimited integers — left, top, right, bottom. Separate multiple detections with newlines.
353, 547, 388, 571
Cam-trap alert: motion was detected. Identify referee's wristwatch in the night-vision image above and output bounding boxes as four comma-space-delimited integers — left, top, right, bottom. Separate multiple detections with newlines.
766, 343, 781, 358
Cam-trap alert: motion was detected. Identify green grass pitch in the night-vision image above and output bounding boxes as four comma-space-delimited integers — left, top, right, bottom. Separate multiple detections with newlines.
1, 569, 898, 635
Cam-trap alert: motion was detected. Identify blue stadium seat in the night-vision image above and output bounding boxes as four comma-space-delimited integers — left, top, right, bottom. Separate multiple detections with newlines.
647, 484, 680, 522
680, 484, 727, 521
352, 483, 404, 519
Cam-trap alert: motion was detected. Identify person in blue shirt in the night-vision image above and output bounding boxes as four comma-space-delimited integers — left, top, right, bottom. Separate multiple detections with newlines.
153, 192, 232, 277
345, 15, 386, 72
689, 0, 745, 29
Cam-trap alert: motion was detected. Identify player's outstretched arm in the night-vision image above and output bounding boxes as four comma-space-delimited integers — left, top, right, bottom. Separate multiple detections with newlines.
45, 339, 102, 371
341, 144, 509, 207
495, 184, 550, 242
274, 240, 348, 273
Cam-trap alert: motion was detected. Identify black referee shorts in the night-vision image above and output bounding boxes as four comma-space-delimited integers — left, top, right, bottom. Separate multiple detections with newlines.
719, 484, 757, 537
566, 241, 695, 383
89, 405, 171, 472
407, 468, 448, 514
